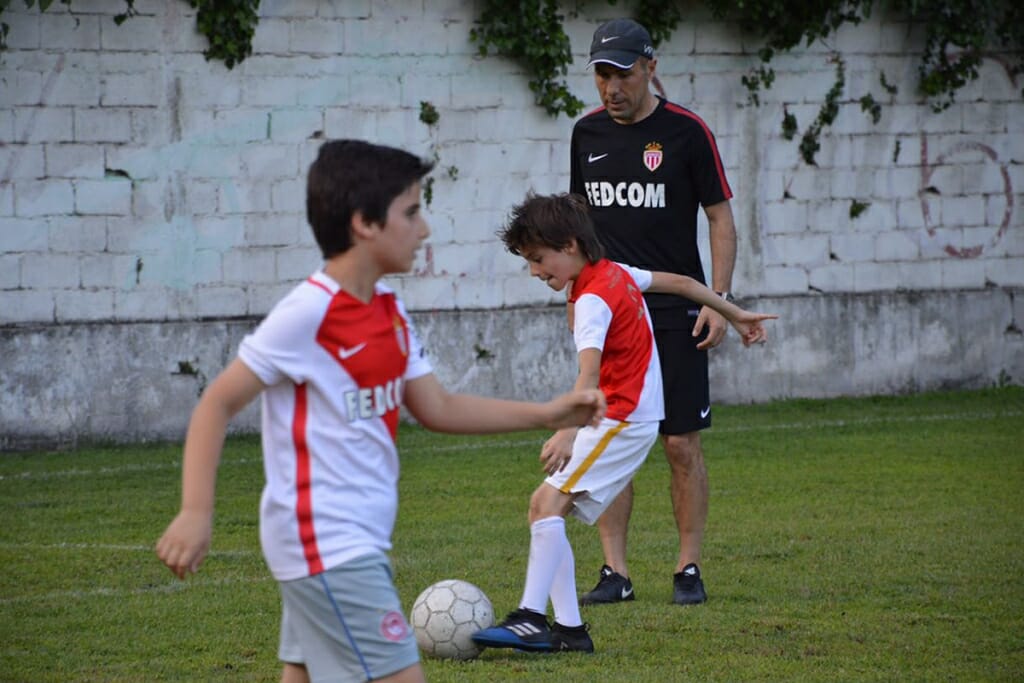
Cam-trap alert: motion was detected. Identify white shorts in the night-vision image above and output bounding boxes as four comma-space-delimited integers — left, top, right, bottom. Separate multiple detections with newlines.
278, 552, 419, 683
545, 418, 659, 525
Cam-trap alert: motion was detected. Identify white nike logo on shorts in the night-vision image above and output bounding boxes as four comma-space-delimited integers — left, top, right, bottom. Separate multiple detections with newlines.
588, 153, 608, 163
700, 406, 711, 419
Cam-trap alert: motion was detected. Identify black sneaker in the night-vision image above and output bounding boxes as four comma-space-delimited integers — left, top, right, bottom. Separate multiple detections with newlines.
673, 563, 707, 605
471, 608, 553, 652
551, 622, 595, 653
579, 564, 635, 605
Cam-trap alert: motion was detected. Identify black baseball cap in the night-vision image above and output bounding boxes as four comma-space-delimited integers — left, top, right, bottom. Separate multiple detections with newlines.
588, 18, 654, 69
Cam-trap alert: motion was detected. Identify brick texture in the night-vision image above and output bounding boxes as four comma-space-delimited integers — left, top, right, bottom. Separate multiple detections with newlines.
0, 1, 1019, 323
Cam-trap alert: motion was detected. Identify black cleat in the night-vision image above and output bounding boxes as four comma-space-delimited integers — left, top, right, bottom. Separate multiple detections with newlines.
471, 608, 553, 652
551, 622, 595, 653
579, 564, 635, 605
673, 563, 707, 605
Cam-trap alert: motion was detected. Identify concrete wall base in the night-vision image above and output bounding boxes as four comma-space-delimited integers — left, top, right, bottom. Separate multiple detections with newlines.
2, 288, 1021, 451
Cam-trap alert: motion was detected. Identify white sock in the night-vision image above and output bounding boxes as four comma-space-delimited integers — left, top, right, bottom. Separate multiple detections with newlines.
550, 542, 582, 627
519, 516, 567, 615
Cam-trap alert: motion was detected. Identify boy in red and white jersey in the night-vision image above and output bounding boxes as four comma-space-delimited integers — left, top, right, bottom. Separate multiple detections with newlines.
155, 142, 607, 683
472, 193, 774, 653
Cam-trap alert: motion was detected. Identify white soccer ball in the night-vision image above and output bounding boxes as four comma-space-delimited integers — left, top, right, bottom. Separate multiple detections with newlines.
409, 579, 495, 660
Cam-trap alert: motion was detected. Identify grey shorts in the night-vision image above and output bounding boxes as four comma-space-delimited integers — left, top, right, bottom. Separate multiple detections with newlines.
278, 552, 419, 683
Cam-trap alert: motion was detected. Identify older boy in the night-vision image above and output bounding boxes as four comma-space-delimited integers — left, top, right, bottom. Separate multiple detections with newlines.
471, 193, 774, 653
155, 142, 606, 683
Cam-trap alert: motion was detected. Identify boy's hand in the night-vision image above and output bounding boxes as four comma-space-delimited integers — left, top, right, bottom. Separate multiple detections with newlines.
545, 389, 606, 430
540, 428, 578, 475
731, 311, 778, 347
155, 510, 213, 580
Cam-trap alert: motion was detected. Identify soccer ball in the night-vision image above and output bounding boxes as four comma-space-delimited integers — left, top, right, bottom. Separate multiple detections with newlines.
409, 579, 495, 660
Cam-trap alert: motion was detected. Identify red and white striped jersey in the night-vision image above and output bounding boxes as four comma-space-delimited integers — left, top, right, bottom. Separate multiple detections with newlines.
238, 271, 432, 581
569, 259, 664, 424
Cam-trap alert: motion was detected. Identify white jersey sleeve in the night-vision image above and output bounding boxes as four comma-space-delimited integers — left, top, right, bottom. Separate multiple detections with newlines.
615, 262, 654, 292
573, 293, 613, 353
239, 283, 326, 387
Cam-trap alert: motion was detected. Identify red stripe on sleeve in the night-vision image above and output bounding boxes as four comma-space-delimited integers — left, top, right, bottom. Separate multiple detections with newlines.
306, 277, 332, 295
292, 383, 323, 575
664, 102, 733, 199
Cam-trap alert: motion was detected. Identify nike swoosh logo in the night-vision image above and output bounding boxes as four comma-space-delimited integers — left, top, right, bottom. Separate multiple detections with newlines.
601, 36, 619, 43
338, 342, 367, 360
700, 406, 711, 419
588, 153, 608, 163
621, 586, 633, 599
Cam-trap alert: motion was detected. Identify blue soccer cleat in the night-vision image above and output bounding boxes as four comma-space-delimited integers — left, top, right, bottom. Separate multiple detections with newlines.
471, 608, 553, 652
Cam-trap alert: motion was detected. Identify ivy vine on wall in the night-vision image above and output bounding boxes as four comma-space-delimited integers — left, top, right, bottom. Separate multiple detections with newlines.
470, 0, 584, 117
2, 0, 1020, 166
188, 0, 259, 69
0, 0, 257, 68
471, 0, 1021, 165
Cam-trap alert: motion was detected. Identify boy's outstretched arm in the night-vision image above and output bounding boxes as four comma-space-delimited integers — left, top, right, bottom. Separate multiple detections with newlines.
646, 271, 778, 346
403, 373, 605, 435
156, 359, 265, 580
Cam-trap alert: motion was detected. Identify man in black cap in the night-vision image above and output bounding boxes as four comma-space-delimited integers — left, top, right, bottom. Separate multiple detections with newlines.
560, 17, 740, 606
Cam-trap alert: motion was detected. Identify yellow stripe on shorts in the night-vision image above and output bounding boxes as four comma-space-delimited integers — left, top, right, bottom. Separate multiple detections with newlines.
559, 421, 629, 493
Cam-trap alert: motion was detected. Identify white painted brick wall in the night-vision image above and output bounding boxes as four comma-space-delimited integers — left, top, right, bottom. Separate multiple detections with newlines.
987, 258, 1024, 287
74, 108, 132, 143
763, 266, 810, 294
0, 254, 20, 289
75, 178, 133, 215
1, 0, 1020, 325
39, 13, 101, 51
809, 263, 854, 292
0, 290, 53, 323
50, 215, 107, 253
896, 261, 944, 290
55, 288, 115, 321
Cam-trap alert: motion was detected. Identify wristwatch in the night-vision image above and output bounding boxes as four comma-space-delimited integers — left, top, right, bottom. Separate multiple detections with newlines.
715, 291, 735, 303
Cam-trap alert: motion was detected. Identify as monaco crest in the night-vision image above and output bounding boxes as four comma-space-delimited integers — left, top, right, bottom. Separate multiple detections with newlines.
393, 316, 408, 357
643, 142, 663, 172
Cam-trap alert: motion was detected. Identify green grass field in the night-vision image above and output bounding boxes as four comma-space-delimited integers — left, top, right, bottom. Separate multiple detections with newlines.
2, 387, 1022, 682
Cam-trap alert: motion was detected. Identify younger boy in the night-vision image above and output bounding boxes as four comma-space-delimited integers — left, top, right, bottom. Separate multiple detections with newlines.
471, 193, 774, 653
155, 142, 606, 683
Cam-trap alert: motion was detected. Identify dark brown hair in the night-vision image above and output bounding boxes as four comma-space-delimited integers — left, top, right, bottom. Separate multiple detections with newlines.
499, 193, 605, 264
306, 139, 433, 258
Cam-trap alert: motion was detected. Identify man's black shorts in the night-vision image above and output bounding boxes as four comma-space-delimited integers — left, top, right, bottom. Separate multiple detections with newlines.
653, 321, 711, 436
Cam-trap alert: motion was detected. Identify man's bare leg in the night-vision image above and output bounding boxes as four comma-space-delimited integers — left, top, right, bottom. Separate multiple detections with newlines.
665, 431, 708, 604
596, 480, 632, 577
578, 482, 635, 604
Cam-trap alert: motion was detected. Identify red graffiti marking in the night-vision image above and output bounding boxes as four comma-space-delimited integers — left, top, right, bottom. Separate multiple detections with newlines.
413, 243, 436, 276
919, 133, 1014, 259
